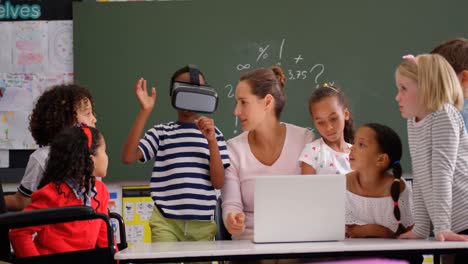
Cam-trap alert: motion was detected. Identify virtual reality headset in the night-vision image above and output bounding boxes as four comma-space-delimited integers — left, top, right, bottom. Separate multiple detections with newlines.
170, 65, 218, 114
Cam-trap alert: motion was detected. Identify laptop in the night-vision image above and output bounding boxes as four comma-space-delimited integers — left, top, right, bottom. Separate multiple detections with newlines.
253, 174, 345, 243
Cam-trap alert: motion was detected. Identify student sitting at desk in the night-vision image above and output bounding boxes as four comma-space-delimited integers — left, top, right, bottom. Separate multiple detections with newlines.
10, 125, 111, 257
221, 66, 314, 240
299, 83, 354, 175
345, 123, 414, 238
345, 123, 422, 264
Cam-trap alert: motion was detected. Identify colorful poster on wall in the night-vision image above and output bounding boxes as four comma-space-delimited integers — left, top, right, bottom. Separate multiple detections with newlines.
48, 21, 73, 73
0, 73, 34, 111
0, 1, 74, 168
122, 186, 153, 245
0, 20, 73, 150
12, 21, 47, 73
32, 72, 73, 102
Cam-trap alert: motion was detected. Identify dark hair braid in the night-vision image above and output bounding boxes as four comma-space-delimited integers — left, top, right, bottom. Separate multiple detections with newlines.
363, 123, 405, 236
390, 160, 406, 236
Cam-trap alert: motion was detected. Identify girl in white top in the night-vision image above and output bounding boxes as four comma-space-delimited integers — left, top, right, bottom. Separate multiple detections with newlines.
395, 54, 468, 251
346, 123, 414, 238
299, 83, 354, 175
221, 66, 314, 240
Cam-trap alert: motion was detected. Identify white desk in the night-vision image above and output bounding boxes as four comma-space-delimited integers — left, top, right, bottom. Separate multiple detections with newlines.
115, 239, 468, 263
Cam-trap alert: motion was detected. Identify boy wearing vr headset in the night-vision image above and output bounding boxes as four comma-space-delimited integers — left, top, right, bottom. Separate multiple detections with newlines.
121, 65, 230, 243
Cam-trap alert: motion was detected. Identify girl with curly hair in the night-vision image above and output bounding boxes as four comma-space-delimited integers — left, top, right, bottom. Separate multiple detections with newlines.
9, 125, 110, 257
5, 84, 97, 211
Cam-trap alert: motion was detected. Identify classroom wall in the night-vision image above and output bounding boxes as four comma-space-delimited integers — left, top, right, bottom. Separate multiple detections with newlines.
0, 0, 75, 182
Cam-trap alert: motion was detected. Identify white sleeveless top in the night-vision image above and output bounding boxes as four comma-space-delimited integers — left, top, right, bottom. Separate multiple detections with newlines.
345, 179, 414, 232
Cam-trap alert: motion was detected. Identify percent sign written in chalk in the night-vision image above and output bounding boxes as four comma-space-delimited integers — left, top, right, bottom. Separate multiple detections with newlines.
256, 45, 270, 62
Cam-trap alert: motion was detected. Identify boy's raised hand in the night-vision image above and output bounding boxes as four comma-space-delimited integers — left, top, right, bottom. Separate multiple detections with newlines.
226, 212, 245, 236
195, 116, 216, 142
134, 78, 156, 111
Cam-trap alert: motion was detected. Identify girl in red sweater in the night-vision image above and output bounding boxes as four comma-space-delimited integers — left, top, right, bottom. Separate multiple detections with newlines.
10, 124, 110, 257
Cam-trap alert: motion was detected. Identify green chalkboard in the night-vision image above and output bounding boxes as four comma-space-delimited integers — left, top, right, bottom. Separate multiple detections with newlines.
74, 0, 467, 181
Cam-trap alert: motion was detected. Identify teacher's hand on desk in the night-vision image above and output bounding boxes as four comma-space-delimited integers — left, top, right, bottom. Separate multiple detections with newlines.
226, 212, 245, 236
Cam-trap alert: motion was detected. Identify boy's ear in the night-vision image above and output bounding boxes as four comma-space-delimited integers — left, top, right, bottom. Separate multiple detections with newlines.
460, 70, 468, 90
376, 153, 390, 168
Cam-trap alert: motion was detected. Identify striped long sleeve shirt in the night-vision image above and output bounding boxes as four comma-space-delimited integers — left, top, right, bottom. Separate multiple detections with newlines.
407, 104, 468, 238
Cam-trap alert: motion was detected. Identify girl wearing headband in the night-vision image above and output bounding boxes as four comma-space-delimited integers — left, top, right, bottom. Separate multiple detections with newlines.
10, 125, 111, 257
299, 83, 354, 175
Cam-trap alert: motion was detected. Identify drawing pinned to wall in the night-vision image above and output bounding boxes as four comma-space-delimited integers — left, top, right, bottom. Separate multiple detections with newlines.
124, 202, 135, 221
0, 23, 13, 73
122, 186, 153, 244
0, 73, 34, 111
108, 190, 122, 213
0, 150, 8, 168
32, 72, 74, 102
135, 201, 153, 221
126, 225, 144, 244
13, 21, 47, 73
0, 111, 37, 149
48, 21, 73, 73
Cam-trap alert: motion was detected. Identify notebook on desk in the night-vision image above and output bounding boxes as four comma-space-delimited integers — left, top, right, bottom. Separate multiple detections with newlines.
253, 174, 345, 243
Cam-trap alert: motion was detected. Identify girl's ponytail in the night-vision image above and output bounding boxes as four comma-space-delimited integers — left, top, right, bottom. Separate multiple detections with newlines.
390, 160, 406, 236
363, 123, 405, 237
